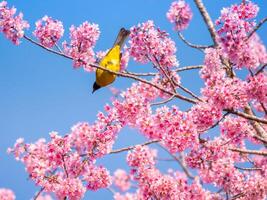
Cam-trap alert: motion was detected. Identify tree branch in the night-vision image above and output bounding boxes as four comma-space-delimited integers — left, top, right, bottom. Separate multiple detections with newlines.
23, 34, 197, 104
193, 0, 218, 46
226, 109, 267, 124
229, 148, 267, 156
109, 139, 160, 154
178, 32, 212, 50
235, 166, 262, 171
247, 16, 267, 39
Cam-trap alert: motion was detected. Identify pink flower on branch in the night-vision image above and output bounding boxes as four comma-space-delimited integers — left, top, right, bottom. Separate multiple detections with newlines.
216, 1, 267, 69
0, 1, 29, 45
33, 16, 64, 48
129, 20, 178, 68
0, 188, 15, 200
167, 0, 193, 31
113, 169, 131, 192
63, 22, 100, 69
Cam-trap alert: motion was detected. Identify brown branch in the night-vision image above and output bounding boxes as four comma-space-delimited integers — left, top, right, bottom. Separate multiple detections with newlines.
243, 106, 267, 140
226, 109, 267, 124
255, 63, 267, 76
247, 16, 267, 39
123, 65, 204, 76
109, 139, 160, 154
150, 95, 175, 106
33, 187, 45, 200
199, 112, 230, 132
89, 63, 197, 104
229, 148, 267, 156
158, 145, 194, 179
235, 166, 262, 171
23, 34, 197, 104
176, 84, 203, 102
178, 32, 212, 50
23, 35, 72, 60
193, 0, 218, 46
175, 65, 203, 72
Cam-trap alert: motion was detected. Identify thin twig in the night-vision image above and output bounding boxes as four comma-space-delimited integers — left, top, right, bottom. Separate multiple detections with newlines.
176, 84, 203, 102
178, 32, 212, 50
175, 65, 203, 72
89, 63, 197, 104
247, 16, 267, 39
199, 112, 230, 132
235, 166, 262, 171
109, 139, 160, 154
23, 34, 197, 104
23, 35, 72, 60
229, 148, 267, 156
158, 145, 194, 179
33, 187, 45, 200
150, 95, 175, 106
255, 63, 267, 76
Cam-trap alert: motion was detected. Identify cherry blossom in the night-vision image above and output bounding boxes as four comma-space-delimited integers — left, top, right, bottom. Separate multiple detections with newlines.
166, 0, 193, 31
129, 20, 178, 68
0, 188, 15, 200
63, 22, 100, 69
33, 16, 64, 48
0, 1, 29, 45
112, 169, 131, 191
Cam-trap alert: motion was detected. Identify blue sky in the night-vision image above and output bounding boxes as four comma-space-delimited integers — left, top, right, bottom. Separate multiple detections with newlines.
0, 0, 266, 199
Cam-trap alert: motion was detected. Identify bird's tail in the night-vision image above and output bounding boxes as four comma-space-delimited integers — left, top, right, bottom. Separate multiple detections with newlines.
113, 28, 130, 47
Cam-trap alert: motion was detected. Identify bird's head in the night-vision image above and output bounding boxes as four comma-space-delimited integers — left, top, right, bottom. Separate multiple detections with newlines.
92, 82, 101, 93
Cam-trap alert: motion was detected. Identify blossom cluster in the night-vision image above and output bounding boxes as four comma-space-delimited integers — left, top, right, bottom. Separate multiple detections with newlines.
33, 15, 64, 48
166, 0, 193, 31
129, 20, 178, 68
0, 188, 15, 200
63, 22, 100, 69
216, 1, 267, 69
0, 1, 29, 45
8, 107, 121, 199
124, 145, 219, 200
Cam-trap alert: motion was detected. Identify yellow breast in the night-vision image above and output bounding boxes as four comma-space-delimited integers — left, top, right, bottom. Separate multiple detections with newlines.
96, 45, 120, 87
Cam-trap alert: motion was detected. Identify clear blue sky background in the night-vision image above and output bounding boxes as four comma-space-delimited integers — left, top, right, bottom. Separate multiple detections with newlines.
0, 0, 266, 199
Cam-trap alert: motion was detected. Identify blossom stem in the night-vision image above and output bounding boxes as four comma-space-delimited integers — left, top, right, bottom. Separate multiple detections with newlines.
229, 148, 267, 156
178, 32, 212, 50
33, 187, 45, 200
109, 139, 160, 154
247, 16, 267, 39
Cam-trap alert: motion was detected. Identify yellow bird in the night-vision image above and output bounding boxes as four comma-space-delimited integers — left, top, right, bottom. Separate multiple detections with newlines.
92, 28, 130, 93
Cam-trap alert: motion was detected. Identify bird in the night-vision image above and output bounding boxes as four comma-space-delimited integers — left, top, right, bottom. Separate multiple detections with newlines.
92, 28, 130, 93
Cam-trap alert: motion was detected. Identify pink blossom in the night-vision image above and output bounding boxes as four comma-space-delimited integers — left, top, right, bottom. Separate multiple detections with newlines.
0, 1, 29, 45
200, 48, 225, 82
202, 77, 248, 110
127, 145, 157, 169
220, 116, 254, 144
33, 15, 64, 48
140, 106, 197, 153
129, 20, 178, 68
0, 188, 15, 200
53, 177, 86, 200
35, 194, 53, 200
246, 72, 267, 104
113, 169, 131, 191
113, 193, 137, 200
216, 1, 266, 69
84, 165, 112, 191
189, 102, 222, 131
166, 0, 193, 31
63, 22, 100, 69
